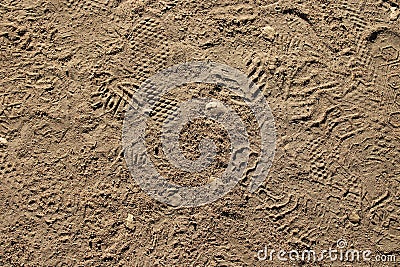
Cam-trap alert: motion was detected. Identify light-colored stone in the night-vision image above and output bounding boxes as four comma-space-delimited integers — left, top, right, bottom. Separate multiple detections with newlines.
348, 211, 361, 224
206, 101, 225, 115
390, 7, 400, 21
125, 213, 135, 230
0, 137, 7, 146
261, 25, 276, 41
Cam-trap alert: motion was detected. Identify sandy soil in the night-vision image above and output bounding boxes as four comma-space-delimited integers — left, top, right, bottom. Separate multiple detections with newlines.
1, 0, 400, 266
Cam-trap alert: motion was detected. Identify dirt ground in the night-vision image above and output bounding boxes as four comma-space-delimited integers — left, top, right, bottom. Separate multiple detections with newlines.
1, 0, 400, 266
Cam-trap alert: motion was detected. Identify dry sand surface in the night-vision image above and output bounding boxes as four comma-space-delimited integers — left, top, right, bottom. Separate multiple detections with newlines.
1, 0, 400, 266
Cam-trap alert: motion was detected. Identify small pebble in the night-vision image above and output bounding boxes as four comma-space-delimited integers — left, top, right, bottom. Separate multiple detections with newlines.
348, 211, 361, 224
206, 102, 225, 115
125, 214, 135, 230
0, 137, 7, 146
260, 25, 276, 41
